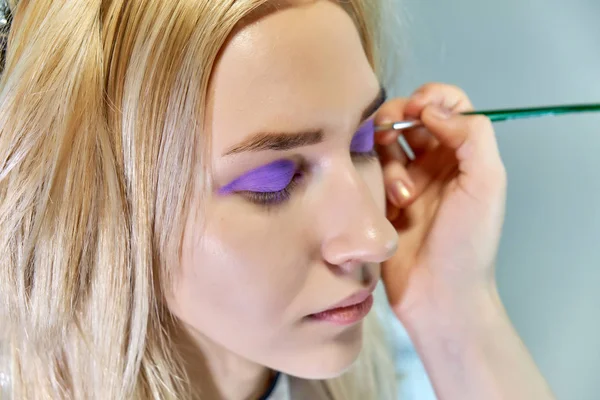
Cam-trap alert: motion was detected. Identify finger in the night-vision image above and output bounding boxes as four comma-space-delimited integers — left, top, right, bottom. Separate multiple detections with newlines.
373, 85, 472, 162
379, 142, 454, 210
376, 85, 466, 153
405, 146, 458, 202
420, 104, 506, 187
399, 126, 437, 157
386, 198, 400, 221
376, 137, 408, 167
404, 83, 474, 118
398, 83, 474, 163
374, 98, 409, 146
377, 129, 425, 164
374, 97, 434, 161
382, 159, 414, 208
374, 97, 408, 128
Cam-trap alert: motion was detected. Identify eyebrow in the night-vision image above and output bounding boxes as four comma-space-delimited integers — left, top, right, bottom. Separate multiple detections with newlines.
223, 86, 387, 156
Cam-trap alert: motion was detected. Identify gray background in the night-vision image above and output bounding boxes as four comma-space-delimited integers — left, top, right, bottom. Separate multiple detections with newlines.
386, 1, 600, 399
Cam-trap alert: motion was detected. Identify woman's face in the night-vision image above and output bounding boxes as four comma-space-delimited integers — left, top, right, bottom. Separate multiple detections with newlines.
170, 1, 398, 378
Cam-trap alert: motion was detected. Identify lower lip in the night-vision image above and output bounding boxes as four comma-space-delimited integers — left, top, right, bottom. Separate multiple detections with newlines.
309, 294, 374, 326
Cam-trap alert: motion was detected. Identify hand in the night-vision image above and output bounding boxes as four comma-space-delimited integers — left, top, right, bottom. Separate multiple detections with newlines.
375, 83, 507, 327
375, 84, 554, 400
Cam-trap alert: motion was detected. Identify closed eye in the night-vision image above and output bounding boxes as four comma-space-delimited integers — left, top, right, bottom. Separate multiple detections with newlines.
351, 149, 378, 162
241, 171, 304, 206
219, 159, 304, 207
349, 118, 377, 162
238, 118, 378, 206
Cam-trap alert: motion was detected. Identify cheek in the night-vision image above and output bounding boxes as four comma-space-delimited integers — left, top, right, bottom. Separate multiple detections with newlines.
171, 201, 312, 334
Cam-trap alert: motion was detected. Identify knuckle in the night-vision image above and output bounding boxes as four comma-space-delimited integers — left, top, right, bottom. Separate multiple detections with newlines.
446, 83, 466, 97
416, 83, 472, 109
418, 82, 444, 94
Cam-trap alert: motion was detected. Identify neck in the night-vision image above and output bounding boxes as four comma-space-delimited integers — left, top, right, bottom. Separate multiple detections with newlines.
173, 324, 273, 400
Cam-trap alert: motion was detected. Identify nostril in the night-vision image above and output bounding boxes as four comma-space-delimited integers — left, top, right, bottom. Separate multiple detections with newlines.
360, 264, 377, 285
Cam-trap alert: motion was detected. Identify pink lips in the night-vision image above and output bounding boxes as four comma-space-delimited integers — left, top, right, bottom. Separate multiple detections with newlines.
309, 286, 376, 326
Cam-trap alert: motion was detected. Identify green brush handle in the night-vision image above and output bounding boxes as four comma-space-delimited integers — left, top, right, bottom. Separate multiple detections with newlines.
462, 103, 600, 122
374, 103, 600, 133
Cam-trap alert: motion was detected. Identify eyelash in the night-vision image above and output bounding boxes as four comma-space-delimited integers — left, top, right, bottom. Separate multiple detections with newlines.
350, 149, 379, 162
244, 150, 378, 206
242, 171, 303, 206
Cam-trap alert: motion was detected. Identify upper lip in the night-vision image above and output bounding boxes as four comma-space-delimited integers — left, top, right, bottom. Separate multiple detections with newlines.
316, 283, 376, 313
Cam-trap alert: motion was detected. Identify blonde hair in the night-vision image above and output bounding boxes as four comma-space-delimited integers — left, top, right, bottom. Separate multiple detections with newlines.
0, 0, 399, 398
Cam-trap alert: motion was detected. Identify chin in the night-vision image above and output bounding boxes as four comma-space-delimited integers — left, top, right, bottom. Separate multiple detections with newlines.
278, 321, 366, 380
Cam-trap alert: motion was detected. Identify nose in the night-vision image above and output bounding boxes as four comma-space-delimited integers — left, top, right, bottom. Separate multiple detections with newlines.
319, 161, 398, 269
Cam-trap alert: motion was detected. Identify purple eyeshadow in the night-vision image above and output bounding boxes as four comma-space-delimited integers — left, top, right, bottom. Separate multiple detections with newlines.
220, 121, 374, 196
219, 159, 296, 194
350, 119, 375, 153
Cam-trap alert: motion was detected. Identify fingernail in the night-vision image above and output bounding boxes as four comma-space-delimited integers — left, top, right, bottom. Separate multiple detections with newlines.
390, 181, 411, 206
430, 106, 452, 119
377, 118, 394, 130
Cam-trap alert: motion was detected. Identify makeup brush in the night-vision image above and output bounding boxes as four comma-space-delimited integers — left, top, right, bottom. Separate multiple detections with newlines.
374, 103, 600, 132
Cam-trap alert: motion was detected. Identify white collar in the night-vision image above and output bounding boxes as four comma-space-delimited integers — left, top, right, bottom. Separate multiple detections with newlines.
265, 373, 291, 400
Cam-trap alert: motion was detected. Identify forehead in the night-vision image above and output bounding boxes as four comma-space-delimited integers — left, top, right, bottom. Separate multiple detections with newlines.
208, 1, 380, 154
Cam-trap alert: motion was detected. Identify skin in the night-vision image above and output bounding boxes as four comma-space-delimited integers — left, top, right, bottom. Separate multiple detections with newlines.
169, 2, 396, 399
377, 87, 555, 400
168, 1, 555, 399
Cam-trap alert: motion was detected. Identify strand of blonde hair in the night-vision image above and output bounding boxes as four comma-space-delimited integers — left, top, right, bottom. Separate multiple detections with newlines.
0, 1, 399, 398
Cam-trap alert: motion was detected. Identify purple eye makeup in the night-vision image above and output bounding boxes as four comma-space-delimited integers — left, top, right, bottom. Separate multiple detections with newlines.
219, 159, 297, 195
219, 119, 377, 206
349, 119, 375, 153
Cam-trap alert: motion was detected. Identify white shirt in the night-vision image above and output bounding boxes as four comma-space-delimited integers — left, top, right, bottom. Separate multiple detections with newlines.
266, 374, 333, 400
